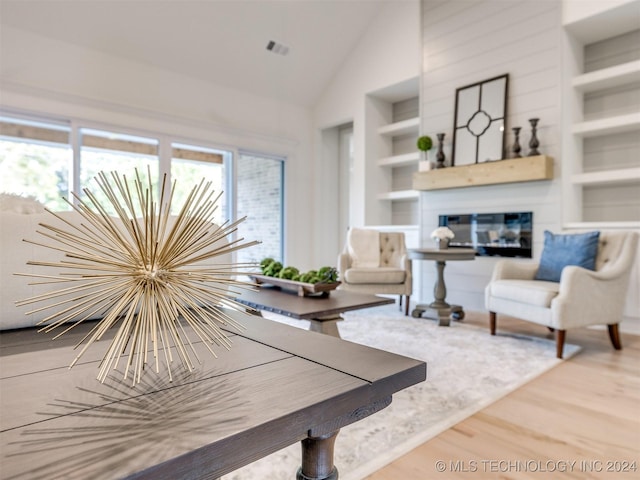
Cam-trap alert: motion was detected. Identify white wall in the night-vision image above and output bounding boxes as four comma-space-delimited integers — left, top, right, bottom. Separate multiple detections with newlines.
0, 25, 318, 271
312, 0, 421, 265
419, 0, 564, 311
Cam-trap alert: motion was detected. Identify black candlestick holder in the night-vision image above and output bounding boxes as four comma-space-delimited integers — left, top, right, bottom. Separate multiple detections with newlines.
528, 118, 540, 156
512, 127, 522, 158
436, 133, 446, 168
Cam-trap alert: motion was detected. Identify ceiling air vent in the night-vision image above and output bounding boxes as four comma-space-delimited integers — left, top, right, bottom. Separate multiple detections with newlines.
266, 40, 289, 56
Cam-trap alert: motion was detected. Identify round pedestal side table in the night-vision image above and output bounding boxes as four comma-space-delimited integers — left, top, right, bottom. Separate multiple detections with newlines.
409, 248, 476, 326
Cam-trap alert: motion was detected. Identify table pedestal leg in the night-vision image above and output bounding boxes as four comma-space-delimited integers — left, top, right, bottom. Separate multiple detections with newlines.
411, 259, 465, 326
430, 260, 451, 326
309, 315, 342, 338
243, 305, 343, 338
430, 260, 448, 308
296, 430, 339, 480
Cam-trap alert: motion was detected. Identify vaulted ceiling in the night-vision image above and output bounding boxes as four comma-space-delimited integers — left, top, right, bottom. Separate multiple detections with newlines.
0, 0, 394, 108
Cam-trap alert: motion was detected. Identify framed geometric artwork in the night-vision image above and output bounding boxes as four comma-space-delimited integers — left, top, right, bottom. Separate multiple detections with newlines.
452, 74, 509, 166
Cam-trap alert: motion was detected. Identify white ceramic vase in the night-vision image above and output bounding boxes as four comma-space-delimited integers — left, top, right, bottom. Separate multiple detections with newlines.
436, 238, 449, 250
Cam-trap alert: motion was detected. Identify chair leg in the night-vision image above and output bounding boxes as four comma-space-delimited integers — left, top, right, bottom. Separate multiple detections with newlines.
607, 324, 622, 351
556, 330, 566, 359
404, 295, 410, 316
398, 295, 402, 311
489, 311, 496, 335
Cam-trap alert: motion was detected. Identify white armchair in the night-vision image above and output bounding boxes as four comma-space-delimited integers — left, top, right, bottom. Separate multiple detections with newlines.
485, 231, 638, 358
338, 229, 412, 315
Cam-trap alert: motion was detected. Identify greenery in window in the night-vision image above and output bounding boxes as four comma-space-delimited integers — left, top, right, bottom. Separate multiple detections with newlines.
0, 140, 71, 211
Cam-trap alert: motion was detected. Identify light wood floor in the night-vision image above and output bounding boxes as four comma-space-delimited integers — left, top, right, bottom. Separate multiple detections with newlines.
366, 311, 640, 480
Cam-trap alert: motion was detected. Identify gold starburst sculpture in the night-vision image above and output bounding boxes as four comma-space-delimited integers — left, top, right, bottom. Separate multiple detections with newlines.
16, 170, 259, 384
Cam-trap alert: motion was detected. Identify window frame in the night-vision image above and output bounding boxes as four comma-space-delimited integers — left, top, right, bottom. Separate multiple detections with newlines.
236, 149, 286, 263
1, 111, 286, 263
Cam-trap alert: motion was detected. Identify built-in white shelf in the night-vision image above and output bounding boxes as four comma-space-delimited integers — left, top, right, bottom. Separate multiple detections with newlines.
573, 60, 640, 93
356, 224, 418, 230
370, 86, 420, 226
563, 0, 640, 45
378, 152, 420, 168
377, 190, 419, 201
571, 167, 640, 186
367, 224, 419, 232
562, 1, 640, 240
572, 112, 640, 137
378, 117, 420, 137
565, 221, 640, 230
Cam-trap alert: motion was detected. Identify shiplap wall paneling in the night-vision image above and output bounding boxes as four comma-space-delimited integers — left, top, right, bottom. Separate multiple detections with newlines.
584, 29, 640, 73
391, 198, 419, 226
393, 97, 419, 123
419, 0, 563, 313
583, 131, 640, 172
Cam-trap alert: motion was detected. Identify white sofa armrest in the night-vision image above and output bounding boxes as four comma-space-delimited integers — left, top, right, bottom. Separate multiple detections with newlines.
553, 264, 633, 329
557, 263, 631, 304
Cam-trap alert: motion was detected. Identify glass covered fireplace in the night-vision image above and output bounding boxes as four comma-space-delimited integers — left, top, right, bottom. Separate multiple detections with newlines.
438, 212, 533, 258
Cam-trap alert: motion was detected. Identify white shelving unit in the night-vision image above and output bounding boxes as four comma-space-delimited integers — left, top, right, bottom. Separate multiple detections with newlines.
378, 152, 420, 168
377, 152, 420, 168
366, 79, 420, 227
562, 1, 640, 228
572, 112, 640, 137
377, 189, 420, 201
378, 117, 420, 137
376, 112, 419, 223
571, 167, 640, 186
572, 59, 640, 92
565, 221, 640, 229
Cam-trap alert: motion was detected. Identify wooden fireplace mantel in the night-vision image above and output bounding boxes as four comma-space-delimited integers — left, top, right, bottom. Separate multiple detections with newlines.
412, 155, 553, 191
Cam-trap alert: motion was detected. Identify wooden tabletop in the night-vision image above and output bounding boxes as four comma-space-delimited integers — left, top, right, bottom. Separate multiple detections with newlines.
409, 247, 477, 261
235, 287, 394, 320
0, 310, 425, 480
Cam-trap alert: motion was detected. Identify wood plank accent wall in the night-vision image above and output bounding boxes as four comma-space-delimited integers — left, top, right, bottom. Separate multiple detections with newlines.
419, 0, 563, 312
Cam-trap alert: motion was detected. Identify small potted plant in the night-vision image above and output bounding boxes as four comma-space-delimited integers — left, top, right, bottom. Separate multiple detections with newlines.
417, 135, 433, 171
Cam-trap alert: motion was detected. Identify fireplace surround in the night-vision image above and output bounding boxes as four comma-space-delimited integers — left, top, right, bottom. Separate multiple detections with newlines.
438, 212, 533, 258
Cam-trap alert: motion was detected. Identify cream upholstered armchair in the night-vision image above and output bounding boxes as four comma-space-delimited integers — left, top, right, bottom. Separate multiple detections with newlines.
337, 228, 412, 315
485, 230, 638, 358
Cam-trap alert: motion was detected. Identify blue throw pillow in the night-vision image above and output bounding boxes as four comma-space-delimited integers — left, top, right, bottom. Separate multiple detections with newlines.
535, 230, 600, 282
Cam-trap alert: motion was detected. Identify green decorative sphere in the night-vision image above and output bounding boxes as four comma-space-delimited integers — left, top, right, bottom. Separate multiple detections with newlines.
417, 135, 433, 152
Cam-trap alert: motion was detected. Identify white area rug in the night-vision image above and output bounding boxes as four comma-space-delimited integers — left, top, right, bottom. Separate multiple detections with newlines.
223, 304, 579, 480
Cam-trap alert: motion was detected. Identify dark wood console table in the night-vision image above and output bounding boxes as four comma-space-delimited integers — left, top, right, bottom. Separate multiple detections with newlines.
409, 248, 476, 326
0, 310, 425, 480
